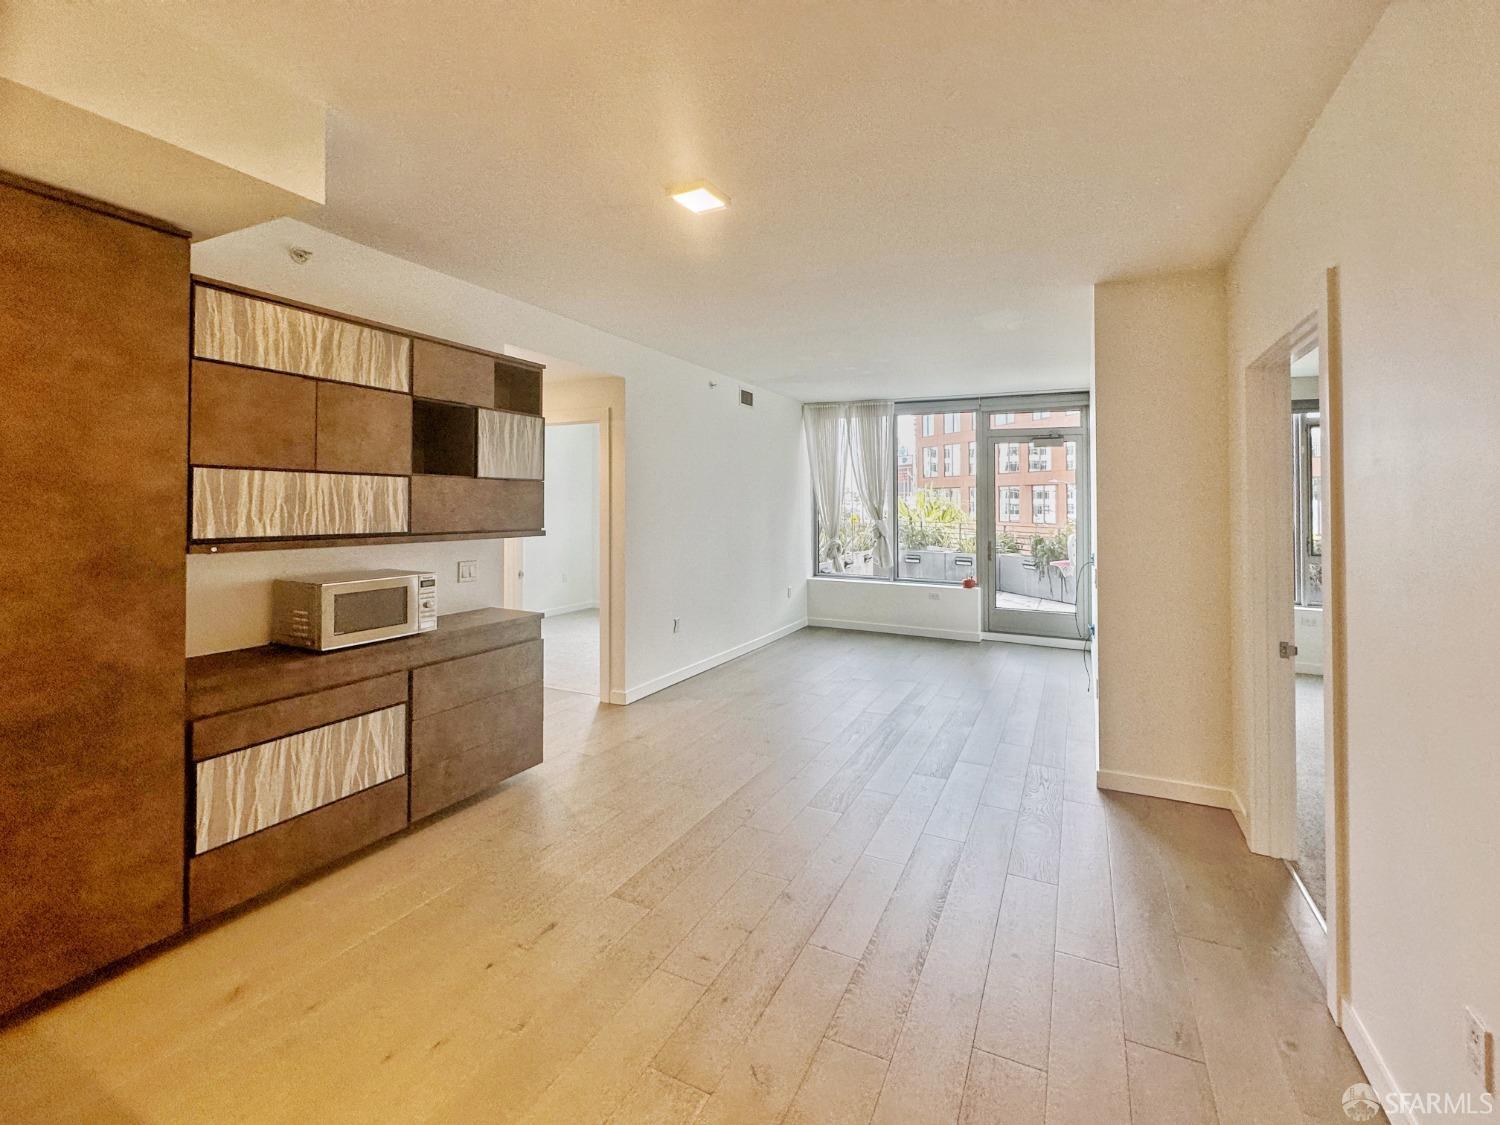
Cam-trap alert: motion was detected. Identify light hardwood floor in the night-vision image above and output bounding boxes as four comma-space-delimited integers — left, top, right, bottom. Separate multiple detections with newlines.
0, 628, 1372, 1124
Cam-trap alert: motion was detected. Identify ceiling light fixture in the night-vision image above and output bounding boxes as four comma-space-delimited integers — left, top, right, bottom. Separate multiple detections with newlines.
669, 180, 729, 213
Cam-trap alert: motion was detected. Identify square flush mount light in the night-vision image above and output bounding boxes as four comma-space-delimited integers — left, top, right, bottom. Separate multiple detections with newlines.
669, 180, 729, 213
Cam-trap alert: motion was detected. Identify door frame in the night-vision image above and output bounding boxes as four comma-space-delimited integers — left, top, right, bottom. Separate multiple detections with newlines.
504, 377, 627, 706
979, 394, 1092, 640
1239, 268, 1349, 1022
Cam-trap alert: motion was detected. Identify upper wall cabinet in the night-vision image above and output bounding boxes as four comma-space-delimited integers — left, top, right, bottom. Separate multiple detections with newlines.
188, 280, 545, 552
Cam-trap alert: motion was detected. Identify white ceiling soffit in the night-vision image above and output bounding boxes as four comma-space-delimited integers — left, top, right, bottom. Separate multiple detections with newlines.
148, 0, 1385, 398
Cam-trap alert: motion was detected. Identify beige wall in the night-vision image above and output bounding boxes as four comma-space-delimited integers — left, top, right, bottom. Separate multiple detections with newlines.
1228, 0, 1500, 1105
1093, 270, 1235, 807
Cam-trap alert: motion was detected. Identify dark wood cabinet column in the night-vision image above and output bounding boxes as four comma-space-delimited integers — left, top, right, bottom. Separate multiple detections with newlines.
0, 175, 189, 1013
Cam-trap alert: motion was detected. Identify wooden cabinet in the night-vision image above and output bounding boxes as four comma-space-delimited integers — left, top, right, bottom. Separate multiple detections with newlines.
184, 609, 543, 923
0, 175, 188, 1013
190, 361, 315, 469
188, 280, 546, 550
412, 338, 496, 407
315, 382, 412, 475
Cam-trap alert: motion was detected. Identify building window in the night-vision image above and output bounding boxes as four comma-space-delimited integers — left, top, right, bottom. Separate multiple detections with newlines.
944, 412, 962, 433
922, 415, 935, 437
1066, 483, 1076, 522
989, 412, 1014, 427
999, 443, 1020, 472
998, 486, 1020, 522
968, 486, 976, 514
1032, 484, 1057, 524
1029, 444, 1051, 472
1033, 410, 1050, 420
943, 443, 959, 475
1065, 440, 1076, 471
968, 441, 977, 472
923, 447, 938, 477
1294, 410, 1323, 607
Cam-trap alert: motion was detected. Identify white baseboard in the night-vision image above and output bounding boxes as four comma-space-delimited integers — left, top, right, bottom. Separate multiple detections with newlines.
807, 617, 981, 643
1295, 660, 1324, 676
1096, 769, 1239, 811
1342, 1002, 1415, 1125
1229, 789, 1250, 839
541, 601, 600, 617
618, 619, 807, 704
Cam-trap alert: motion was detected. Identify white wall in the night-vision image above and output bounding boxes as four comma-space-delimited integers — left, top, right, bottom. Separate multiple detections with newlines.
1227, 1, 1500, 1111
191, 220, 810, 693
186, 541, 502, 657
807, 578, 981, 642
522, 423, 599, 616
1092, 270, 1236, 810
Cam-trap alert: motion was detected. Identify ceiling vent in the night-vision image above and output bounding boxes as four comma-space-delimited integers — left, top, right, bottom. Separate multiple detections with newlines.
740, 389, 754, 407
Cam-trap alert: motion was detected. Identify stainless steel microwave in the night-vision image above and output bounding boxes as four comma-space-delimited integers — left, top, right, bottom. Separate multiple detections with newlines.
271, 569, 437, 651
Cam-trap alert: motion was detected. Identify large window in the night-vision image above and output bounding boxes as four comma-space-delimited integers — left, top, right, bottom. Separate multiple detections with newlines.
895, 410, 977, 582
1294, 409, 1323, 606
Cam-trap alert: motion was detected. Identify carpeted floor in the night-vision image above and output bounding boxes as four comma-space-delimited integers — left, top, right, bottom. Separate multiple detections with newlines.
541, 608, 600, 697
1293, 672, 1327, 918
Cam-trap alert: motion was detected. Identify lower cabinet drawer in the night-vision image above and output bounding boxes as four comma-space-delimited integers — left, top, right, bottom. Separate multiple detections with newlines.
194, 704, 407, 854
188, 777, 409, 923
410, 681, 542, 820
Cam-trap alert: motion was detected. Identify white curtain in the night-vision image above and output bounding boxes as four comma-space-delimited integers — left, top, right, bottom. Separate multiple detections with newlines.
803, 403, 848, 572
845, 400, 895, 572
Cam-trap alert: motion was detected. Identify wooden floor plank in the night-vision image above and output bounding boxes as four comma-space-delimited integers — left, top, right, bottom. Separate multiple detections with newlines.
974, 874, 1057, 1070
1044, 952, 1130, 1125
1125, 1041, 1220, 1125
811, 854, 906, 959
959, 1049, 1046, 1125
1009, 765, 1064, 883
1055, 797, 1117, 966
784, 1039, 888, 1125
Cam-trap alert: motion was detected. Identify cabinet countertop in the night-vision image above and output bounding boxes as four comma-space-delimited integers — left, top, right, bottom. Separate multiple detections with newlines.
185, 607, 542, 721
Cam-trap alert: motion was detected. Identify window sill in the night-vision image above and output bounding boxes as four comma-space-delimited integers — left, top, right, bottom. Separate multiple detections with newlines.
809, 575, 979, 592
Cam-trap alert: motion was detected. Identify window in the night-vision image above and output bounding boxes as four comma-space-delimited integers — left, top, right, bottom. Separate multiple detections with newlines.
943, 443, 959, 475
923, 447, 938, 477
968, 486, 976, 514
1066, 483, 1076, 522
1294, 411, 1323, 606
1029, 444, 1051, 472
998, 487, 1020, 522
1065, 441, 1076, 471
944, 412, 962, 433
968, 441, 977, 472
989, 412, 1015, 427
1032, 484, 1057, 524
896, 409, 976, 582
999, 443, 1020, 472
1033, 410, 1050, 420
922, 415, 935, 436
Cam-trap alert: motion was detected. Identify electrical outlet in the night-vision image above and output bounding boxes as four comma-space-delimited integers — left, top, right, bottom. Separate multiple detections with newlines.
672, 617, 681, 634
928, 592, 940, 601
1466, 1007, 1495, 1093
456, 560, 477, 583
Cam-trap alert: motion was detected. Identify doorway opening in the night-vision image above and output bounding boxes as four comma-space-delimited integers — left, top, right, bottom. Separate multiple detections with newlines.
521, 421, 601, 696
1290, 344, 1327, 920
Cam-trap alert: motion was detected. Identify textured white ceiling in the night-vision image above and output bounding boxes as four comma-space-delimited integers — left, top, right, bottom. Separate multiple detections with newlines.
154, 0, 1384, 399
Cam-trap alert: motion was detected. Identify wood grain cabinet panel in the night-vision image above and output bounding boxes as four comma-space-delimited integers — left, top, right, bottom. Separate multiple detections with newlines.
411, 681, 543, 821
195, 705, 407, 854
412, 338, 495, 408
190, 361, 315, 469
194, 286, 411, 392
409, 475, 543, 533
191, 673, 408, 761
0, 177, 187, 1013
192, 468, 409, 539
189, 776, 408, 923
412, 639, 542, 717
315, 382, 412, 475
478, 409, 544, 480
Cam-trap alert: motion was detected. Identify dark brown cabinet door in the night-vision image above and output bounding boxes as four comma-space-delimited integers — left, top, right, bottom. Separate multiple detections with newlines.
409, 475, 544, 533
315, 381, 412, 475
411, 338, 495, 408
0, 179, 188, 1013
190, 360, 316, 469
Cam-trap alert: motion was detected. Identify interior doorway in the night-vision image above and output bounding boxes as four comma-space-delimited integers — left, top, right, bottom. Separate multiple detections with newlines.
517, 421, 603, 697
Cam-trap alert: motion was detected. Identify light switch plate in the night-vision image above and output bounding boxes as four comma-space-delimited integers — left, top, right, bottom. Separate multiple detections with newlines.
457, 560, 477, 583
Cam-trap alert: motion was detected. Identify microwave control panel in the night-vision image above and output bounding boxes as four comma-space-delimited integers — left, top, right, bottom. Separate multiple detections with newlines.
417, 573, 438, 632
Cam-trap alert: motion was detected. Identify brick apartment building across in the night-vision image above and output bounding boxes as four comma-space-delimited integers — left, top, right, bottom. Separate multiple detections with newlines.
899, 410, 1079, 543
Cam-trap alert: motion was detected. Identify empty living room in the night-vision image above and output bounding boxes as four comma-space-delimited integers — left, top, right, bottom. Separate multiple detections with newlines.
2, 2, 1496, 1122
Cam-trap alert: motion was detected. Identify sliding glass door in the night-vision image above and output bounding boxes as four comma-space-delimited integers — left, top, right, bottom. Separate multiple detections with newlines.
979, 397, 1091, 639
